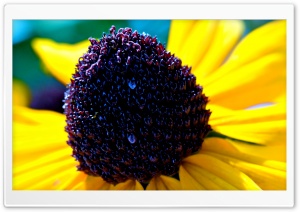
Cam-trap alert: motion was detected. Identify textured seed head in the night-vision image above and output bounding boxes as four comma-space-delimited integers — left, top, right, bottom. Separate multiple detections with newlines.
64, 26, 211, 184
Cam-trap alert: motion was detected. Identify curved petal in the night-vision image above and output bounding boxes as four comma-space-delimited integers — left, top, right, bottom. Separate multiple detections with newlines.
204, 20, 286, 109
146, 175, 181, 190
13, 121, 70, 165
112, 179, 144, 190
169, 20, 219, 67
179, 165, 205, 190
203, 137, 286, 170
54, 171, 87, 190
225, 20, 286, 69
13, 106, 85, 190
13, 107, 68, 163
216, 120, 286, 144
13, 147, 86, 190
203, 151, 286, 190
167, 20, 244, 82
18, 168, 87, 190
179, 163, 237, 190
192, 20, 245, 79
204, 20, 286, 86
14, 157, 76, 190
202, 138, 286, 190
32, 38, 90, 85
14, 147, 74, 176
13, 105, 67, 125
167, 20, 196, 56
85, 176, 114, 190
182, 153, 261, 190
206, 53, 286, 109
210, 103, 286, 126
71, 181, 86, 190
223, 138, 286, 162
209, 103, 286, 145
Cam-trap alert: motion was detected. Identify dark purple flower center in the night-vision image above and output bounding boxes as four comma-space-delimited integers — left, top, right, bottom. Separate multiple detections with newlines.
64, 26, 211, 184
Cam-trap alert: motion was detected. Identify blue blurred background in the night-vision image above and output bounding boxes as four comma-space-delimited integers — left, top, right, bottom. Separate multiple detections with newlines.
13, 20, 270, 113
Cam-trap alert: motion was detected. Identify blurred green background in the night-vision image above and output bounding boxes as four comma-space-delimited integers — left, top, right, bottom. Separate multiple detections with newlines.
13, 20, 270, 113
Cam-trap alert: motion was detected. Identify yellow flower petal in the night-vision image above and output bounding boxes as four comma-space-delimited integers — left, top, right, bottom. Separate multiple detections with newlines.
202, 150, 286, 190
207, 104, 233, 122
25, 168, 86, 190
85, 176, 114, 190
167, 20, 196, 57
215, 120, 286, 145
13, 107, 68, 166
226, 20, 286, 69
14, 147, 73, 175
179, 165, 205, 190
13, 107, 85, 190
13, 157, 78, 190
13, 122, 70, 167
32, 38, 90, 85
180, 163, 237, 190
210, 103, 285, 126
167, 20, 244, 81
201, 137, 286, 189
192, 20, 244, 79
183, 153, 261, 190
54, 172, 87, 190
170, 20, 219, 67
227, 139, 286, 162
71, 181, 86, 190
206, 53, 286, 109
204, 20, 286, 85
146, 175, 181, 190
13, 79, 31, 106
14, 105, 66, 125
203, 137, 286, 168
209, 103, 286, 145
113, 179, 144, 190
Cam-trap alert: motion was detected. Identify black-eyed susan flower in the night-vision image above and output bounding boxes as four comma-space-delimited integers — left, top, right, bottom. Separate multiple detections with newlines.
13, 20, 286, 190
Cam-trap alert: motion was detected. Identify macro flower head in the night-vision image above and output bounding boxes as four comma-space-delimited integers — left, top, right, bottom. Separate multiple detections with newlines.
13, 20, 286, 190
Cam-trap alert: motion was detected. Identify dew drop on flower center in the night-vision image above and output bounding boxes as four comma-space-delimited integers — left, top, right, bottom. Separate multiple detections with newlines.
63, 25, 212, 185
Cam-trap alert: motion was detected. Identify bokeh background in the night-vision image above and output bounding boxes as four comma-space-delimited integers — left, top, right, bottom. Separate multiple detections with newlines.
13, 20, 270, 113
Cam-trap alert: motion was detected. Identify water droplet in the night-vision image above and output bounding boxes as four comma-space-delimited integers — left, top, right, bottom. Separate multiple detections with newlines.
128, 78, 136, 89
127, 134, 136, 144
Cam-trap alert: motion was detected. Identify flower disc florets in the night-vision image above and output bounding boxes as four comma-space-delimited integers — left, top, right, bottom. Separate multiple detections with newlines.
64, 26, 212, 184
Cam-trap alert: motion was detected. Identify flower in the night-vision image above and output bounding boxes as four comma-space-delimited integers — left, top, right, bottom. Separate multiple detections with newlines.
13, 20, 286, 190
